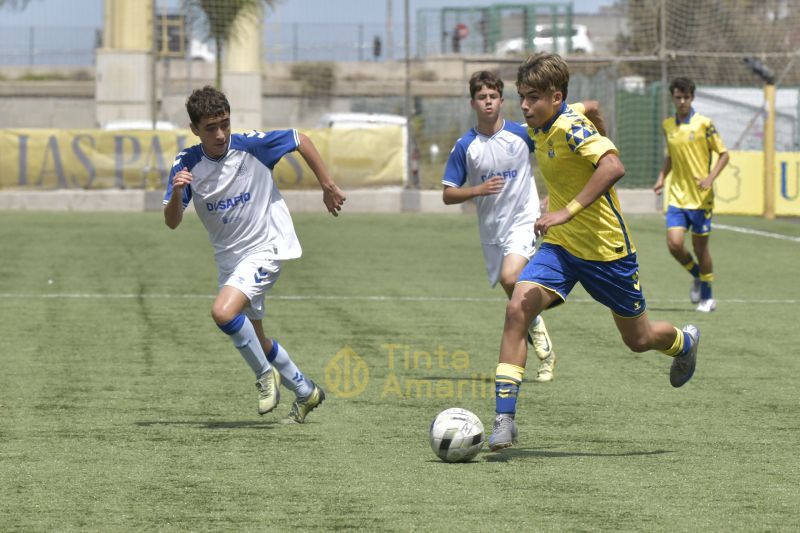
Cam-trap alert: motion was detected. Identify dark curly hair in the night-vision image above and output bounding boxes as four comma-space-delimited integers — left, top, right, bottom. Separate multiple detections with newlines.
186, 86, 230, 125
469, 70, 504, 99
669, 77, 695, 96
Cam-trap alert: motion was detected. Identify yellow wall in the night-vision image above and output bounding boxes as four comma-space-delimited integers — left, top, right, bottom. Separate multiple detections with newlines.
714, 150, 800, 216
774, 152, 800, 216
714, 150, 764, 215
0, 128, 406, 191
1, 136, 797, 216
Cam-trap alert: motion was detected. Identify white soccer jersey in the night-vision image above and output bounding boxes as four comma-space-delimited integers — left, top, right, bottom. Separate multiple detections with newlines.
442, 120, 540, 244
163, 129, 302, 272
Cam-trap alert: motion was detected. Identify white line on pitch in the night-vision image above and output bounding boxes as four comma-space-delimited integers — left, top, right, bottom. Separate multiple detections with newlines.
715, 223, 800, 242
0, 293, 797, 304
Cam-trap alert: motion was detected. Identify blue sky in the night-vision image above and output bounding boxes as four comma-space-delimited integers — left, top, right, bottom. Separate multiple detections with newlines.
0, 0, 615, 27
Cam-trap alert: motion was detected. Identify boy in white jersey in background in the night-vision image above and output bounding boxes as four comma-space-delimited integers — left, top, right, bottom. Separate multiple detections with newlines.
489, 54, 699, 451
442, 70, 605, 382
163, 86, 346, 422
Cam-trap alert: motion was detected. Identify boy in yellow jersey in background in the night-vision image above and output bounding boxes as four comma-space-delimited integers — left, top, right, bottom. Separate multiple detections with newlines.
489, 53, 699, 451
654, 77, 729, 313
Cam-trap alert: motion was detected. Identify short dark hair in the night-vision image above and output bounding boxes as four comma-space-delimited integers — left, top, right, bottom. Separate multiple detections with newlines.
669, 77, 695, 96
186, 86, 230, 125
469, 70, 504, 99
516, 52, 569, 100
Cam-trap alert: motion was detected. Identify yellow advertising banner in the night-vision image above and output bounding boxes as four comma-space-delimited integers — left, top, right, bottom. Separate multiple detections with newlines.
714, 150, 764, 215
0, 127, 405, 191
775, 152, 800, 216
672, 150, 800, 217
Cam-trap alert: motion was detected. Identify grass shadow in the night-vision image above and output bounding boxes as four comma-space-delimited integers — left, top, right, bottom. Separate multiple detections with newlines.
136, 420, 280, 430
418, 375, 494, 382
482, 448, 672, 462
646, 306, 693, 313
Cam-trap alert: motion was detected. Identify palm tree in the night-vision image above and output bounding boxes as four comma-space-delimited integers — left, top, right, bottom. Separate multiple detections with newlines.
186, 0, 279, 89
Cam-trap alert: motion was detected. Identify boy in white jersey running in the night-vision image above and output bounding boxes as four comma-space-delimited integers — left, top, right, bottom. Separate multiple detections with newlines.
163, 86, 346, 422
442, 70, 605, 382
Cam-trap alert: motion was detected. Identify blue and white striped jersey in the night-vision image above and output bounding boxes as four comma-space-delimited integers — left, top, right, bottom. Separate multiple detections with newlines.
442, 120, 540, 244
163, 129, 302, 272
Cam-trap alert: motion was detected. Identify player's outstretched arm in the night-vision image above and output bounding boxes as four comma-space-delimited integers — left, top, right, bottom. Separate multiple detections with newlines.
442, 177, 504, 204
581, 100, 607, 136
534, 152, 625, 237
296, 133, 346, 216
654, 156, 672, 195
164, 167, 191, 229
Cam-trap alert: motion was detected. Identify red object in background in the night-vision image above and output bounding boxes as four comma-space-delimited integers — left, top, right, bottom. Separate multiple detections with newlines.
456, 23, 469, 39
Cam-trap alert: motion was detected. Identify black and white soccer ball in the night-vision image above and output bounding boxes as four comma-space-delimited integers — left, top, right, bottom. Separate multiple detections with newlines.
429, 408, 485, 463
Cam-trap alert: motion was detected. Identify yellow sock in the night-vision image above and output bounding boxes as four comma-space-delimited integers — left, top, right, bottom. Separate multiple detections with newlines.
681, 259, 697, 273
660, 327, 684, 357
496, 363, 525, 384
700, 272, 714, 282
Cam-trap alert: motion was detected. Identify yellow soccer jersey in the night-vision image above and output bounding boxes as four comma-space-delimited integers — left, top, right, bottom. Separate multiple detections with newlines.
570, 102, 586, 116
530, 102, 634, 262
662, 109, 727, 209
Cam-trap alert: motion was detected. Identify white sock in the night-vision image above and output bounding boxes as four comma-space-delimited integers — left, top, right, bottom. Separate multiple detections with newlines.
267, 340, 312, 398
218, 314, 270, 377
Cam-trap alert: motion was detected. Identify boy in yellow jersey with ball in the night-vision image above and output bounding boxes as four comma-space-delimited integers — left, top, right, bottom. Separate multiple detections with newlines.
489, 53, 700, 451
654, 77, 729, 313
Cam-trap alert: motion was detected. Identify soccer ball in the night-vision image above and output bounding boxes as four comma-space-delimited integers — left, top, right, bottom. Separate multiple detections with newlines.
429, 408, 485, 463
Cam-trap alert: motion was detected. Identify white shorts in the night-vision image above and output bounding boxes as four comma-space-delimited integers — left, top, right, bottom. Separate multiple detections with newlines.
481, 227, 536, 287
218, 252, 282, 320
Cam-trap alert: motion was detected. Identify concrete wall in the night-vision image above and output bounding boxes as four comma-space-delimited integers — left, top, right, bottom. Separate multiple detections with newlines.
0, 96, 96, 128
0, 80, 96, 127
0, 57, 472, 130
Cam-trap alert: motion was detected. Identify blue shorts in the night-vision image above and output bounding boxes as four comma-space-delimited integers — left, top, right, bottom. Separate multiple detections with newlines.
666, 205, 712, 235
518, 243, 646, 318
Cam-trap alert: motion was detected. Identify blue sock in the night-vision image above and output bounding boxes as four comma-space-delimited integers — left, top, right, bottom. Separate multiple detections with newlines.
700, 281, 712, 300
267, 340, 312, 398
682, 259, 700, 278
495, 363, 524, 415
681, 331, 693, 356
218, 314, 270, 377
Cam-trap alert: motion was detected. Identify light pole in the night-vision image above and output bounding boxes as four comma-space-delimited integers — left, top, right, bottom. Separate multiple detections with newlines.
745, 57, 776, 219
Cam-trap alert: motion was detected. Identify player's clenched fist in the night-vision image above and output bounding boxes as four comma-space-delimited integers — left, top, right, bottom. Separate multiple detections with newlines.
172, 167, 193, 191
